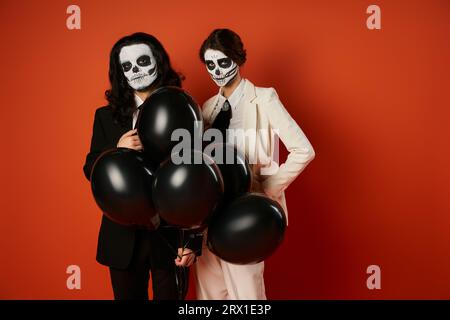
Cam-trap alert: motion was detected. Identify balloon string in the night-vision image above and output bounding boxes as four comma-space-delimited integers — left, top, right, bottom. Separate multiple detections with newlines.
155, 228, 179, 257
175, 263, 187, 300
179, 229, 184, 259
178, 229, 199, 258
176, 230, 185, 299
182, 237, 191, 251
155, 228, 200, 259
179, 231, 202, 257
156, 228, 202, 299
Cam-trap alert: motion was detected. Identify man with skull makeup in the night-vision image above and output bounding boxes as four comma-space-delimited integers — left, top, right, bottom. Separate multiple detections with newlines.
83, 33, 201, 300
195, 29, 316, 299
120, 43, 158, 92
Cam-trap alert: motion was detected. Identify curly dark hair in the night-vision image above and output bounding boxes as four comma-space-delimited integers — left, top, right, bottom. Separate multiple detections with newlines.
106, 32, 184, 125
199, 29, 247, 66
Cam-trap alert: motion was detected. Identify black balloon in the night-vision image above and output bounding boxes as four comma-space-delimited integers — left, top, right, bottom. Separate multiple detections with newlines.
152, 150, 224, 229
207, 193, 287, 264
206, 143, 252, 202
137, 86, 203, 167
90, 148, 160, 229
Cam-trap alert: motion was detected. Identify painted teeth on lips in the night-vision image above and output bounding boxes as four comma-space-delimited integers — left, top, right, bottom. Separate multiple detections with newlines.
131, 74, 148, 81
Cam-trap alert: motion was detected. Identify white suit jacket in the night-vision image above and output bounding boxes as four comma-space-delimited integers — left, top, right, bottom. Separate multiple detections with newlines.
202, 79, 315, 224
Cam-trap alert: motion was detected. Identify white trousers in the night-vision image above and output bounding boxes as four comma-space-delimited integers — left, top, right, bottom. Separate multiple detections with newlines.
194, 245, 267, 300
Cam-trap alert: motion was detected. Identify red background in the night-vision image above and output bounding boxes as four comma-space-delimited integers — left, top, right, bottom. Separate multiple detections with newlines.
0, 0, 449, 299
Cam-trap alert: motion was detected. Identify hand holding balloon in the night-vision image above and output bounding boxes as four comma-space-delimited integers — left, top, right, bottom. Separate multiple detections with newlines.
117, 129, 143, 151
175, 247, 196, 267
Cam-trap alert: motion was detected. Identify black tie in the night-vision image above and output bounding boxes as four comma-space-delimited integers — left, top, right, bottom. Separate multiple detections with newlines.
211, 100, 231, 140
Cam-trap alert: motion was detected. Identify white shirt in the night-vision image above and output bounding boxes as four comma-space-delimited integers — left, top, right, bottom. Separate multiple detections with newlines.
217, 78, 246, 149
217, 78, 246, 131
133, 94, 144, 129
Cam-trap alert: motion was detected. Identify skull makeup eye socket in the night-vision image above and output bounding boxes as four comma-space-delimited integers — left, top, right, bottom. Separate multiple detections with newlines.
217, 58, 232, 68
122, 62, 132, 72
205, 60, 216, 71
137, 55, 151, 67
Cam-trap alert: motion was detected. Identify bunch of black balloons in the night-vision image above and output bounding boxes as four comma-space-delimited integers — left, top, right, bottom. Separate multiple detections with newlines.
90, 86, 287, 265
91, 87, 220, 230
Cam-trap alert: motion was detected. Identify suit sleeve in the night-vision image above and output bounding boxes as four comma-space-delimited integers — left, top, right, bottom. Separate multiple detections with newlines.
261, 88, 315, 198
83, 109, 109, 181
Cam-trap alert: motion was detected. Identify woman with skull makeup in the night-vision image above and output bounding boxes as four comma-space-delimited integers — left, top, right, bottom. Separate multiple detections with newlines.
83, 32, 202, 300
194, 29, 316, 299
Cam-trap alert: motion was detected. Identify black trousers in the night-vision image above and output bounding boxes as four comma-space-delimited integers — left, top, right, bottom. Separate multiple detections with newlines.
109, 229, 185, 300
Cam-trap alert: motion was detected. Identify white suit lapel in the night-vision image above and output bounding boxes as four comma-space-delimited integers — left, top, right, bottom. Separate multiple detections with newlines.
241, 79, 257, 131
240, 79, 259, 162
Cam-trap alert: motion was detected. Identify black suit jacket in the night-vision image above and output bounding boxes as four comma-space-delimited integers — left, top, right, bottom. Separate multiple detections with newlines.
83, 105, 202, 269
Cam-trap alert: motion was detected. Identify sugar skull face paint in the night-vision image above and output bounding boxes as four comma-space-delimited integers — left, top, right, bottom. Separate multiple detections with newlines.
204, 49, 238, 87
119, 43, 157, 91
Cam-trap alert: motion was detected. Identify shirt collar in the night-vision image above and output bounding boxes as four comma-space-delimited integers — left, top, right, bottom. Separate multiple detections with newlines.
134, 94, 144, 109
218, 78, 246, 109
